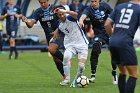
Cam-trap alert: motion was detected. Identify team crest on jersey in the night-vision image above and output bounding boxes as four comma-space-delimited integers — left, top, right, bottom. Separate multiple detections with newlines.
13, 8, 17, 12
100, 11, 105, 17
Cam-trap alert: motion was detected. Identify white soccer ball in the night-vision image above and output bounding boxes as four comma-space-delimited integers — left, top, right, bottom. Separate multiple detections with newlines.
76, 75, 89, 88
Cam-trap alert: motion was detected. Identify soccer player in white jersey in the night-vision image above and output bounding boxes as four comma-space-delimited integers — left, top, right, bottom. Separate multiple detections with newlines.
53, 5, 89, 87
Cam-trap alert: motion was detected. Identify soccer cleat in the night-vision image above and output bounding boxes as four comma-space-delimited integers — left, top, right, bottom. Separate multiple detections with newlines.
112, 75, 118, 84
70, 80, 77, 88
89, 74, 95, 83
60, 79, 70, 86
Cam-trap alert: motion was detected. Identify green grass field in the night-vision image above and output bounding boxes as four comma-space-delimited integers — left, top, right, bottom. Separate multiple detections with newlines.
0, 50, 140, 93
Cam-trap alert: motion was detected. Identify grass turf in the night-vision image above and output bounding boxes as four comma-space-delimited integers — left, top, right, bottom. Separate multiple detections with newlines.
0, 50, 140, 93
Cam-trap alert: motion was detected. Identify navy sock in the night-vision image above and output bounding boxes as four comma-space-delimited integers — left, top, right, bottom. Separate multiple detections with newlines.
118, 74, 126, 93
125, 76, 137, 93
53, 57, 64, 77
112, 64, 117, 76
0, 43, 2, 51
14, 46, 18, 54
90, 59, 98, 75
10, 47, 14, 55
54, 50, 63, 62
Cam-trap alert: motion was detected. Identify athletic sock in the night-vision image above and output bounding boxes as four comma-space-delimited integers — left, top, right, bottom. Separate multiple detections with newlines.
54, 50, 63, 62
14, 46, 18, 59
90, 59, 98, 75
63, 65, 70, 80
14, 46, 18, 54
54, 60, 64, 77
112, 70, 117, 76
118, 74, 126, 93
9, 47, 14, 59
77, 63, 85, 77
125, 76, 137, 93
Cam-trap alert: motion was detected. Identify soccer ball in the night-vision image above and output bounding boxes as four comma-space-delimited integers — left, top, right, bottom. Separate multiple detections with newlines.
76, 76, 89, 88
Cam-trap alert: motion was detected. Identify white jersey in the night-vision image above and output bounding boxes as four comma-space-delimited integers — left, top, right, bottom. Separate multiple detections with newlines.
58, 15, 89, 49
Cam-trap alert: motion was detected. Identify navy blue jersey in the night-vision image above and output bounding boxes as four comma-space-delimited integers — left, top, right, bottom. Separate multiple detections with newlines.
82, 2, 113, 33
32, 5, 58, 38
109, 1, 140, 41
1, 5, 21, 32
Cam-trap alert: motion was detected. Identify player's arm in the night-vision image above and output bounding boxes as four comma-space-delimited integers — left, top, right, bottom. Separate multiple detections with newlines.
0, 12, 9, 20
104, 19, 113, 36
14, 13, 22, 18
66, 10, 78, 18
79, 14, 87, 27
79, 8, 89, 27
105, 7, 117, 37
51, 28, 61, 39
22, 16, 35, 28
56, 8, 78, 18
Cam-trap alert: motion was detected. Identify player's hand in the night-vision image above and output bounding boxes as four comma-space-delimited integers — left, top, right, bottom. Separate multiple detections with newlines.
79, 21, 84, 27
5, 11, 10, 16
51, 30, 60, 39
53, 8, 59, 13
53, 8, 68, 13
14, 13, 21, 18
22, 16, 28, 23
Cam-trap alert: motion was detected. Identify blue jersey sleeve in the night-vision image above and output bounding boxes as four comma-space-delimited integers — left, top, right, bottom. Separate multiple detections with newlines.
1, 7, 7, 15
108, 7, 117, 23
32, 9, 39, 22
67, 15, 77, 22
105, 3, 113, 14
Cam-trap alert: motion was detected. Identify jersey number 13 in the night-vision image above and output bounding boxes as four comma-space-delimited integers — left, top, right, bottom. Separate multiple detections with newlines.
119, 8, 133, 24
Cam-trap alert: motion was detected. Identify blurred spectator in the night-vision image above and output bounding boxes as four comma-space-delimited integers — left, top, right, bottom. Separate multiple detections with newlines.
59, 0, 70, 11
69, 0, 85, 20
0, 0, 22, 59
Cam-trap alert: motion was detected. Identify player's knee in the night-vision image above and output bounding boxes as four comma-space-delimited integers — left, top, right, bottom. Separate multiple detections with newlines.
91, 42, 101, 58
92, 42, 101, 54
128, 71, 139, 78
63, 53, 70, 61
48, 47, 56, 54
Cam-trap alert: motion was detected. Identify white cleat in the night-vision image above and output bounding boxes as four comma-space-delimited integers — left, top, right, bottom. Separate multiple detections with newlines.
89, 77, 95, 83
60, 79, 70, 86
112, 75, 118, 84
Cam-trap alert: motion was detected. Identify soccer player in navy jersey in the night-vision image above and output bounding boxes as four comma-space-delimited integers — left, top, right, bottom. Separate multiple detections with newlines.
79, 0, 118, 84
69, 0, 85, 20
0, 0, 22, 59
105, 0, 140, 93
22, 0, 65, 79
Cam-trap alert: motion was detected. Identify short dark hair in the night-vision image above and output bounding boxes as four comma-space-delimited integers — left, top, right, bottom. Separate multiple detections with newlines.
52, 5, 65, 13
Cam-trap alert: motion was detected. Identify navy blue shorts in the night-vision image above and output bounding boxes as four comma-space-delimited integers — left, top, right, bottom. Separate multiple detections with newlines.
109, 45, 138, 66
93, 34, 109, 46
49, 35, 64, 48
7, 30, 17, 38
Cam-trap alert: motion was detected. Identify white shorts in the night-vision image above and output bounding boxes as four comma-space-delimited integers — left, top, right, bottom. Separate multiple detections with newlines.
66, 45, 88, 60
